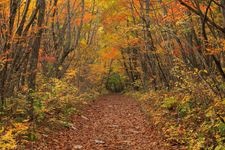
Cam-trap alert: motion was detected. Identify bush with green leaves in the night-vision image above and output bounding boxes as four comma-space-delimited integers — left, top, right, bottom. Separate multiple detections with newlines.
161, 97, 178, 110
106, 73, 124, 92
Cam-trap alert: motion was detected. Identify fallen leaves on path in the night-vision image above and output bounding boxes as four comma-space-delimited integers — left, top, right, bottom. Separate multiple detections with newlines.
31, 94, 172, 150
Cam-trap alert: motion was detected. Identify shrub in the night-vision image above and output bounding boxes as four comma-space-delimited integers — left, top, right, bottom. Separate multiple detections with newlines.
106, 73, 124, 92
161, 97, 178, 110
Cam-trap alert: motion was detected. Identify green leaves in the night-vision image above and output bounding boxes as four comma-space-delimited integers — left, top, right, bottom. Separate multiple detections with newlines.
218, 123, 225, 136
215, 145, 225, 150
106, 72, 124, 92
161, 97, 178, 110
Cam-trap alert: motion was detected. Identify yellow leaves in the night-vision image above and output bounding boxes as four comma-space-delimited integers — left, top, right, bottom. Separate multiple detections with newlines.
88, 63, 106, 84
101, 0, 130, 28
0, 129, 17, 150
155, 46, 166, 55
0, 123, 28, 150
191, 138, 206, 150
219, 39, 225, 53
0, 127, 3, 133
79, 39, 88, 48
58, 66, 63, 71
102, 12, 127, 26
14, 123, 28, 132
222, 99, 225, 105
65, 69, 77, 80
89, 63, 106, 75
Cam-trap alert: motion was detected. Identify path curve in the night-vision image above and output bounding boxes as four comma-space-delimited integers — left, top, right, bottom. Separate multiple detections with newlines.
33, 94, 171, 150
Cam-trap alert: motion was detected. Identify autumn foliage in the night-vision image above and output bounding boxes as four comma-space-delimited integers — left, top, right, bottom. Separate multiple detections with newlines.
0, 0, 225, 149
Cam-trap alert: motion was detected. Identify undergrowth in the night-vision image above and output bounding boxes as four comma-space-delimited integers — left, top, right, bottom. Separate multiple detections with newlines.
0, 75, 100, 149
128, 90, 225, 150
127, 65, 225, 150
128, 84, 225, 150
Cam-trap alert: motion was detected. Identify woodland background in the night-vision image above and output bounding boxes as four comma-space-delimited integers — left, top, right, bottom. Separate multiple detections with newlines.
0, 0, 225, 149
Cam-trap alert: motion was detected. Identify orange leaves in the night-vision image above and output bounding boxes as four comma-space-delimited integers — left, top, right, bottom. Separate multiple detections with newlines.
126, 37, 140, 46
75, 13, 95, 25
0, 50, 12, 64
83, 13, 95, 23
100, 1, 130, 27
102, 47, 120, 60
205, 39, 225, 55
102, 11, 128, 27
163, 0, 218, 24
162, 1, 187, 23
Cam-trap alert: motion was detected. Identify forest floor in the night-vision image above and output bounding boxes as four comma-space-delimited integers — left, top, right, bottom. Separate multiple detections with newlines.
31, 94, 172, 150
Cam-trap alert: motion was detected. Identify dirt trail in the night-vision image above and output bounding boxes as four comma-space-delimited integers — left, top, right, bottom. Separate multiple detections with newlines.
33, 94, 171, 150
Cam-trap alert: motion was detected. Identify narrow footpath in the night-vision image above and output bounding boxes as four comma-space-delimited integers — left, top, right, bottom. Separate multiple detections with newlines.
33, 94, 172, 150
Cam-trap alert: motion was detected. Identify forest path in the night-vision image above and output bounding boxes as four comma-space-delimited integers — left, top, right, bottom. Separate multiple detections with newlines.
34, 94, 171, 150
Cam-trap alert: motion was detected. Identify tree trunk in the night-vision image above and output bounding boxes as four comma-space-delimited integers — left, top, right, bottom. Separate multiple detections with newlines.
27, 0, 46, 121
